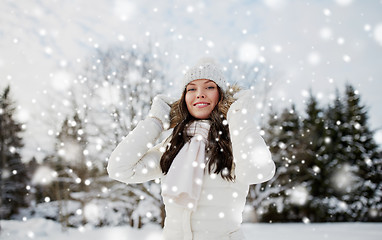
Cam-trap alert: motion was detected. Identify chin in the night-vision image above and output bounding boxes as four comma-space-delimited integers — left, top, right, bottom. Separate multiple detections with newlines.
192, 113, 210, 119
189, 108, 213, 120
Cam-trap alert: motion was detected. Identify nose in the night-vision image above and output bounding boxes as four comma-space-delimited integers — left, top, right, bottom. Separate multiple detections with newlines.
196, 89, 205, 98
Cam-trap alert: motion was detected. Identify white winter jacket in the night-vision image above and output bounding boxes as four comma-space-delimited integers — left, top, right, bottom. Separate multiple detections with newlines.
107, 111, 275, 240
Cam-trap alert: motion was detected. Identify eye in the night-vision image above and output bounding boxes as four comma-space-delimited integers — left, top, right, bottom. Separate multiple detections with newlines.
207, 86, 215, 90
187, 88, 196, 92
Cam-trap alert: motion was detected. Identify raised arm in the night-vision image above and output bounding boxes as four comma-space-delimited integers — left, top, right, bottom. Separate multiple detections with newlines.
227, 90, 276, 184
107, 95, 174, 184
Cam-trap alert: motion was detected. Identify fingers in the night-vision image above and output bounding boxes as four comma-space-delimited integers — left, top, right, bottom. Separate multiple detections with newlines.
155, 94, 176, 105
233, 89, 254, 101
228, 89, 255, 122
149, 94, 174, 130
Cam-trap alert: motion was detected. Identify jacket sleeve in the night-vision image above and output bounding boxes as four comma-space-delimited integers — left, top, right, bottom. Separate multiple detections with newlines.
107, 117, 168, 184
228, 111, 276, 184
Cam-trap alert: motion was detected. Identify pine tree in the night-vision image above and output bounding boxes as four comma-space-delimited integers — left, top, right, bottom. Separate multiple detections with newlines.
296, 92, 328, 221
338, 84, 382, 221
0, 85, 30, 219
257, 84, 382, 222
309, 85, 382, 221
259, 105, 304, 222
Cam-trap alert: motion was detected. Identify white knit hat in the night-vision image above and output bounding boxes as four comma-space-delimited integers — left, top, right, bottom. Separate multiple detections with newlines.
183, 58, 227, 91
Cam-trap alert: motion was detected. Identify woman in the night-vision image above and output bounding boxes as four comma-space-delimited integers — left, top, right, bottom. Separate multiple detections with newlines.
107, 58, 276, 240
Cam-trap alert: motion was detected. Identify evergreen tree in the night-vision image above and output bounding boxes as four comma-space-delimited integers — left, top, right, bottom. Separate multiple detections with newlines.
0, 85, 30, 219
259, 85, 382, 222
311, 85, 382, 221
337, 84, 382, 221
300, 92, 335, 221
259, 105, 304, 222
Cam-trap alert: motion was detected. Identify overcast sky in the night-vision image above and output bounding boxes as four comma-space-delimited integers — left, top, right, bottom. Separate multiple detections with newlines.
1, 0, 382, 161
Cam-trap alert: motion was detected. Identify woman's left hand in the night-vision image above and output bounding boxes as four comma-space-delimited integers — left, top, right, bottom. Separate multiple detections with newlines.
227, 89, 255, 122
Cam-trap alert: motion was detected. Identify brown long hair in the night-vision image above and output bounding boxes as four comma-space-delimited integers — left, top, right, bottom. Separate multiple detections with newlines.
160, 85, 240, 181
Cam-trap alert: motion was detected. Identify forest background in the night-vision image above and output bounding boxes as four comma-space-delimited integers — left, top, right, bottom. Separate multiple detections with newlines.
1, 0, 382, 233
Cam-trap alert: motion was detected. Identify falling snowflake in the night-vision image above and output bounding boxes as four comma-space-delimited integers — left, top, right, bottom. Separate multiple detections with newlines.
113, 0, 137, 21
288, 185, 309, 206
319, 27, 333, 40
343, 55, 351, 62
238, 43, 259, 63
51, 71, 73, 91
312, 165, 321, 174
323, 9, 331, 16
84, 203, 101, 224
307, 52, 321, 66
331, 164, 357, 192
32, 166, 57, 185
96, 85, 120, 106
58, 140, 83, 163
15, 107, 30, 122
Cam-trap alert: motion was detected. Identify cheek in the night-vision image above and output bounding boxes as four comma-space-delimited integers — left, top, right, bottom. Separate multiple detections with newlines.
211, 91, 220, 106
185, 93, 193, 108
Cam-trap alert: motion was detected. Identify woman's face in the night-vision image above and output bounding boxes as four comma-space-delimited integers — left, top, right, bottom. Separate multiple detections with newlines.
185, 79, 220, 119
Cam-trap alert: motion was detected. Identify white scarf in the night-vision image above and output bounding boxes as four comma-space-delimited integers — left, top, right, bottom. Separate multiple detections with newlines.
161, 120, 211, 211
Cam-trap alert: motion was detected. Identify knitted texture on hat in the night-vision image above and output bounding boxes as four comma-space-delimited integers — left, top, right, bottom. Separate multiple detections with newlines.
183, 58, 227, 91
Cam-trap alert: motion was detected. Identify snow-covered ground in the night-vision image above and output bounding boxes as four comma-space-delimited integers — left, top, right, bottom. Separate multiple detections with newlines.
1, 218, 381, 240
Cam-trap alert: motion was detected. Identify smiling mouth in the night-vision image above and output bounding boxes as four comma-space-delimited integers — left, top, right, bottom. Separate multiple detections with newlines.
194, 102, 210, 107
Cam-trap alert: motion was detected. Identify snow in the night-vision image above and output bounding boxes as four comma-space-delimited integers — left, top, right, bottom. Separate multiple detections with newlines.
1, 218, 381, 240
242, 222, 381, 240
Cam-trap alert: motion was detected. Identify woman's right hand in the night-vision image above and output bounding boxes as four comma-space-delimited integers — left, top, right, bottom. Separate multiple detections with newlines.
148, 94, 175, 130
